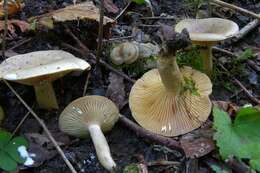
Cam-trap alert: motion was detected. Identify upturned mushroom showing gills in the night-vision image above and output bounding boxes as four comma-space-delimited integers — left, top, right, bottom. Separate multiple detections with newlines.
59, 95, 119, 171
175, 18, 239, 77
0, 50, 90, 109
129, 28, 212, 137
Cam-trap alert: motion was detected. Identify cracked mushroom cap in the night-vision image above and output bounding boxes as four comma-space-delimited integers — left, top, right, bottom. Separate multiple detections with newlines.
175, 18, 239, 44
129, 66, 212, 137
59, 95, 119, 138
0, 50, 90, 85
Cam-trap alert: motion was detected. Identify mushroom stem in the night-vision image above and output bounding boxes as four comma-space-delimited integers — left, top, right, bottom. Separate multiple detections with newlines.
34, 81, 58, 109
157, 55, 183, 94
88, 124, 116, 172
198, 46, 213, 77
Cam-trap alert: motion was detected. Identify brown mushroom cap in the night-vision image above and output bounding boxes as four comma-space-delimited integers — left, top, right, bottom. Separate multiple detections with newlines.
59, 95, 119, 138
0, 50, 90, 85
129, 66, 212, 136
175, 18, 239, 44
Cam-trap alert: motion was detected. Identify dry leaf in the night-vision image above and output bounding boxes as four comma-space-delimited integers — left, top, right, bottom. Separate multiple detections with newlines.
0, 0, 24, 18
104, 0, 119, 14
30, 1, 115, 29
212, 101, 239, 116
0, 19, 30, 34
106, 72, 126, 109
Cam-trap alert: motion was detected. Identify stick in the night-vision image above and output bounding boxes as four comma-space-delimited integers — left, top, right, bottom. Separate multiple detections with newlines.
1, 0, 8, 59
115, 1, 131, 21
97, 0, 104, 65
82, 71, 91, 96
211, 0, 260, 20
3, 80, 78, 173
11, 111, 31, 137
234, 16, 260, 41
119, 115, 182, 150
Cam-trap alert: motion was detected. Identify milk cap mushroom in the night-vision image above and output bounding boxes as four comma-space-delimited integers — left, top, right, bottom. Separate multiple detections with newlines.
175, 18, 239, 76
129, 29, 212, 137
0, 50, 90, 109
59, 95, 119, 171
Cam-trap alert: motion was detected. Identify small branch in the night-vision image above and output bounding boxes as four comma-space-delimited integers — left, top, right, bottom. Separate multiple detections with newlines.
234, 15, 259, 41
3, 80, 77, 173
115, 1, 131, 21
140, 16, 175, 20
82, 71, 91, 96
119, 115, 182, 151
211, 0, 260, 20
147, 160, 180, 167
1, 0, 8, 59
11, 111, 31, 137
97, 0, 104, 65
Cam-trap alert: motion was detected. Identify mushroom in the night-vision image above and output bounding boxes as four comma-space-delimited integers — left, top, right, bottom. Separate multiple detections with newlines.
59, 95, 119, 171
110, 42, 160, 65
175, 18, 239, 76
129, 29, 212, 137
0, 50, 90, 109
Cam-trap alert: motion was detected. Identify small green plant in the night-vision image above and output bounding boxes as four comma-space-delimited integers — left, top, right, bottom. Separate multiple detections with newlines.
131, 0, 147, 5
182, 76, 200, 96
123, 164, 140, 173
176, 46, 204, 72
0, 130, 29, 172
213, 107, 260, 172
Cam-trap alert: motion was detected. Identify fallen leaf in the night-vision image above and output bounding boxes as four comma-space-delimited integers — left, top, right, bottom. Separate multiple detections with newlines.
104, 0, 119, 14
180, 127, 215, 158
0, 0, 24, 18
0, 19, 30, 34
30, 1, 115, 29
106, 72, 126, 109
212, 100, 239, 116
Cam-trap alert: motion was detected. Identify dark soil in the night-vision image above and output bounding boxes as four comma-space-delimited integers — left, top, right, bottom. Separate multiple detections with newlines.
0, 0, 259, 173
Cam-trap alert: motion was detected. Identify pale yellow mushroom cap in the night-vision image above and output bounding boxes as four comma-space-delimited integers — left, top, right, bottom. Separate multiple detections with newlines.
0, 50, 90, 85
129, 66, 212, 137
59, 95, 119, 138
175, 18, 239, 43
110, 42, 139, 65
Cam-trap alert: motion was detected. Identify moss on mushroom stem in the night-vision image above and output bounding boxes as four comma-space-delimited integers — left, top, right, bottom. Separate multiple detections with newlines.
88, 124, 116, 172
34, 81, 58, 109
157, 55, 184, 94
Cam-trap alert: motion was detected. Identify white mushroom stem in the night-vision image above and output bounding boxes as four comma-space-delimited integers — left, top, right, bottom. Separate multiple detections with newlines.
88, 124, 116, 172
157, 54, 183, 94
197, 45, 213, 77
34, 81, 58, 109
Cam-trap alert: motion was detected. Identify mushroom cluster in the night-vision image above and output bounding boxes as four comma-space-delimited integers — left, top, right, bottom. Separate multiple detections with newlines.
175, 18, 239, 77
0, 50, 90, 109
129, 29, 212, 136
59, 95, 119, 171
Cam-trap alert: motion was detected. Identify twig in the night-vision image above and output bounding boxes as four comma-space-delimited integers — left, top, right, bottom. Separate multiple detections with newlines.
234, 15, 260, 41
211, 0, 260, 20
8, 38, 32, 51
115, 1, 131, 21
119, 115, 182, 150
140, 16, 175, 20
1, 0, 8, 59
138, 24, 161, 28
82, 71, 91, 96
3, 80, 77, 173
218, 63, 260, 105
97, 0, 104, 65
103, 36, 134, 42
185, 159, 198, 173
11, 111, 31, 137
147, 160, 180, 167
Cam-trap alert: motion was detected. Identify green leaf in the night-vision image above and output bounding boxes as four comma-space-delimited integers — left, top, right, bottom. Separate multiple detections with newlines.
0, 150, 17, 172
132, 0, 146, 5
213, 107, 260, 171
123, 164, 140, 173
5, 136, 29, 163
0, 131, 12, 149
211, 165, 229, 173
237, 49, 253, 62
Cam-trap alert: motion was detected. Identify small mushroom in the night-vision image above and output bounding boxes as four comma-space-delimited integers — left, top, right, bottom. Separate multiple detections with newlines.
129, 29, 212, 137
175, 18, 239, 76
110, 42, 160, 65
0, 50, 90, 109
59, 95, 119, 171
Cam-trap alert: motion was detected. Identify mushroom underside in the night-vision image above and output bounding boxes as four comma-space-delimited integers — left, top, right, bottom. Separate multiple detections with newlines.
129, 67, 212, 136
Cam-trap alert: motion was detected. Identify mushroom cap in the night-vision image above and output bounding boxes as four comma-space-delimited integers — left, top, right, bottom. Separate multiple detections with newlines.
175, 18, 239, 44
59, 95, 119, 138
129, 66, 212, 136
0, 50, 90, 85
110, 42, 139, 65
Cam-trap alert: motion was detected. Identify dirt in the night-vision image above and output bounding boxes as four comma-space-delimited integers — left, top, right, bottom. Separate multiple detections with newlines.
0, 0, 259, 173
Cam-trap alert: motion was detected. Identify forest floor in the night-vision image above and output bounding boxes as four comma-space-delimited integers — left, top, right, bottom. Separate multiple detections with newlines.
0, 0, 259, 173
